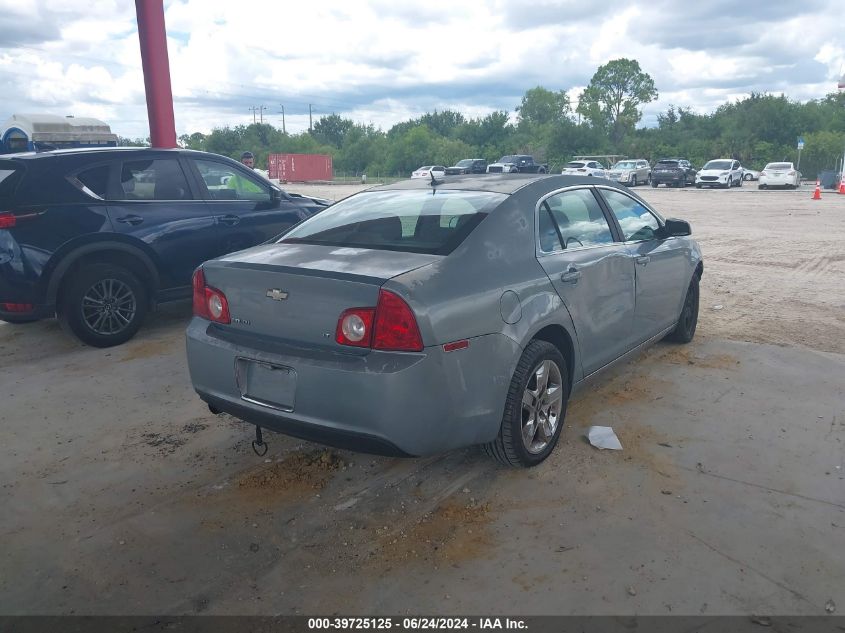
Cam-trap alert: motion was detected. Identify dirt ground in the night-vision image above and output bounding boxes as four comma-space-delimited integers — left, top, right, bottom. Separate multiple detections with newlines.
1, 184, 843, 616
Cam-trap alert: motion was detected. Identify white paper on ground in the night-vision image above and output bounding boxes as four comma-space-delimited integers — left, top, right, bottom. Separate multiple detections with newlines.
586, 426, 623, 450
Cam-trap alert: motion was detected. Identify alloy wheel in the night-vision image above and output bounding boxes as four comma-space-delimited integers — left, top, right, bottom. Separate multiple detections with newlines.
81, 278, 137, 336
521, 360, 564, 454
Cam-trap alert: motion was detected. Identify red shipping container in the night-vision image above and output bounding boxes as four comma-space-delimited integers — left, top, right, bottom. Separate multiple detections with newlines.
268, 153, 333, 182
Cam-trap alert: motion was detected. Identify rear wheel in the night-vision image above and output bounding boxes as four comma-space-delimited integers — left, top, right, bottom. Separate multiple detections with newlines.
58, 263, 148, 347
484, 340, 568, 467
759, 184, 766, 190
667, 275, 699, 344
744, 172, 753, 181
651, 180, 658, 188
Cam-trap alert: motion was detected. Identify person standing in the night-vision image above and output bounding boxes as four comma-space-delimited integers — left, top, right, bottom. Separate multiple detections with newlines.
227, 151, 263, 195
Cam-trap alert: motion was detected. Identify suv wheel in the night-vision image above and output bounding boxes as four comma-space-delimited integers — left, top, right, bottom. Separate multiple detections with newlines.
631, 175, 638, 187
59, 263, 148, 348
651, 180, 658, 188
484, 340, 569, 467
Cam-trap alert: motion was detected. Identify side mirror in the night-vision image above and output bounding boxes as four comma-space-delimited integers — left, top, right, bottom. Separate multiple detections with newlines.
270, 187, 284, 203
662, 218, 691, 237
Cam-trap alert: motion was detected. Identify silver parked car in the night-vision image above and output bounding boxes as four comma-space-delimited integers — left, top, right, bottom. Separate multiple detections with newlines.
187, 175, 702, 467
608, 159, 651, 186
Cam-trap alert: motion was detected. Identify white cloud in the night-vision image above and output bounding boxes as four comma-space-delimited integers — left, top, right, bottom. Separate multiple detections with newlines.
0, 0, 842, 140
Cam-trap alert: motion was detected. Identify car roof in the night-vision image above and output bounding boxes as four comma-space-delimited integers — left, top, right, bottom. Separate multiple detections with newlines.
370, 173, 629, 195
2, 146, 230, 162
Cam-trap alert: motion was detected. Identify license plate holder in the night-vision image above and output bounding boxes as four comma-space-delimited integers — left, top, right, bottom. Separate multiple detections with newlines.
235, 358, 296, 411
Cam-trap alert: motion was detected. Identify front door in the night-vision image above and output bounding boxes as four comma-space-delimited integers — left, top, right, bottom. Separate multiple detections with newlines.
535, 187, 636, 375
598, 188, 690, 341
187, 158, 307, 254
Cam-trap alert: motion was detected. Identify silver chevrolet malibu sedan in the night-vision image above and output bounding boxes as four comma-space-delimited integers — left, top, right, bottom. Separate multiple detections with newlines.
186, 175, 702, 467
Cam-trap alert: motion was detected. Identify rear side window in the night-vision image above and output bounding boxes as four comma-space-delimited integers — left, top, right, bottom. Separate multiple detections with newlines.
75, 165, 110, 199
117, 159, 192, 201
0, 166, 23, 204
280, 189, 506, 255
540, 188, 614, 251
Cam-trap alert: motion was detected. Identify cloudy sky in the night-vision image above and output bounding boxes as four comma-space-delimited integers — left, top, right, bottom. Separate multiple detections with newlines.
1, 0, 843, 139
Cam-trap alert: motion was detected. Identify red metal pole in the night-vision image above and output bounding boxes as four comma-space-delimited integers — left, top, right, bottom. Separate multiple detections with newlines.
135, 0, 177, 148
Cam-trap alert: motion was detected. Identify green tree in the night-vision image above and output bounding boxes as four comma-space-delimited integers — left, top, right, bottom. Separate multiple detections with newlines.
517, 87, 571, 126
312, 114, 355, 148
577, 58, 658, 145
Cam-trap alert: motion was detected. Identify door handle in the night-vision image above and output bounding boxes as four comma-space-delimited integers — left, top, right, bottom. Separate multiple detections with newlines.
115, 214, 143, 226
218, 214, 241, 226
560, 269, 581, 283
636, 256, 651, 266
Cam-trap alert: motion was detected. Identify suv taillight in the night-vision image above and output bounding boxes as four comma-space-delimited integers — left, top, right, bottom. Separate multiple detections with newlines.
0, 213, 15, 229
335, 289, 423, 352
192, 267, 230, 324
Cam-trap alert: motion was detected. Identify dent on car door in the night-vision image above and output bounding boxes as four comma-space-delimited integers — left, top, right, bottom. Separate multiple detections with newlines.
107, 157, 219, 288
189, 158, 305, 254
535, 187, 635, 375
598, 188, 691, 340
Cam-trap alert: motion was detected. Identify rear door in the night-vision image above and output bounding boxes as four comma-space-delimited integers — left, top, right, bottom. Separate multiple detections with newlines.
186, 157, 307, 254
597, 187, 690, 341
535, 186, 635, 375
106, 156, 219, 289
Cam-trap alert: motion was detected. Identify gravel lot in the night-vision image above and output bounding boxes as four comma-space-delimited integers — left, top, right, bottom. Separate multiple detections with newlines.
1, 183, 843, 616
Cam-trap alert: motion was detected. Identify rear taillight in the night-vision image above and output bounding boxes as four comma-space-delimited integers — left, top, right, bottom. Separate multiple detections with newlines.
0, 213, 15, 229
335, 289, 423, 352
192, 267, 230, 324
788, 171, 796, 176
335, 307, 375, 347
1, 302, 34, 313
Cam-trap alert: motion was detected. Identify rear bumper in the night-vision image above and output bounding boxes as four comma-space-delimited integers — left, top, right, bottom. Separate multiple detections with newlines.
186, 319, 519, 456
652, 172, 684, 182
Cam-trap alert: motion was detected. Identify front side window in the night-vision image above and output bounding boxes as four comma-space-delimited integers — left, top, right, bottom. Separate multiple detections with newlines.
193, 159, 270, 202
601, 189, 661, 242
539, 188, 614, 251
280, 189, 505, 255
117, 159, 192, 201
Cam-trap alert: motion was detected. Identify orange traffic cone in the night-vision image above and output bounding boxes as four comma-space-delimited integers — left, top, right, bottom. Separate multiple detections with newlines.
812, 179, 821, 200
838, 176, 845, 195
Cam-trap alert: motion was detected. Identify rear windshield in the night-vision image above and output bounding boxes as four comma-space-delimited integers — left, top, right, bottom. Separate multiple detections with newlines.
565, 162, 586, 168
766, 163, 792, 170
656, 160, 679, 166
279, 189, 506, 255
0, 165, 23, 204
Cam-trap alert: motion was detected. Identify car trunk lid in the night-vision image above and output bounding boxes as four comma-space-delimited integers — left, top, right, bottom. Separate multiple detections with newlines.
201, 243, 438, 347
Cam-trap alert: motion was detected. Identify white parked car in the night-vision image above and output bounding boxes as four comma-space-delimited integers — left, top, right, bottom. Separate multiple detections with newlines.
411, 165, 446, 179
695, 159, 744, 188
608, 159, 651, 186
758, 163, 800, 189
561, 160, 608, 178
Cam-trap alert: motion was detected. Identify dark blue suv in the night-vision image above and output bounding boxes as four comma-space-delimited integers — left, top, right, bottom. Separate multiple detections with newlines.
0, 147, 329, 347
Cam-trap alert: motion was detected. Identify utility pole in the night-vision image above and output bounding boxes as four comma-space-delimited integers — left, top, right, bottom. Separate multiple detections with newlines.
279, 104, 286, 134
249, 106, 259, 124
259, 105, 266, 124
309, 104, 313, 133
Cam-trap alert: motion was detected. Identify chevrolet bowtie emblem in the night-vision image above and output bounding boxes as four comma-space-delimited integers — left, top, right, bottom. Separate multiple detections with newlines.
266, 289, 289, 301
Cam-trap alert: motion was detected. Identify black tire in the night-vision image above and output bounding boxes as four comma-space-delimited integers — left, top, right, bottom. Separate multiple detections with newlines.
631, 175, 638, 187
724, 177, 731, 189
58, 263, 148, 347
759, 184, 766, 190
737, 176, 743, 187
744, 172, 753, 181
484, 340, 569, 468
667, 274, 699, 344
695, 183, 702, 189
651, 180, 658, 188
